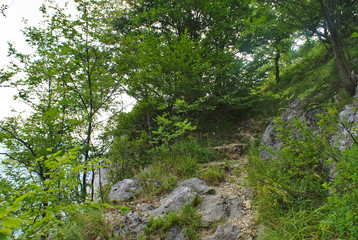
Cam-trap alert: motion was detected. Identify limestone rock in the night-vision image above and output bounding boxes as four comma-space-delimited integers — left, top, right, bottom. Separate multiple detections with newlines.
200, 194, 243, 225
331, 103, 358, 151
149, 186, 196, 217
166, 225, 186, 240
204, 223, 241, 240
200, 195, 227, 224
109, 179, 141, 202
260, 99, 323, 160
112, 211, 148, 239
149, 178, 214, 217
178, 178, 215, 194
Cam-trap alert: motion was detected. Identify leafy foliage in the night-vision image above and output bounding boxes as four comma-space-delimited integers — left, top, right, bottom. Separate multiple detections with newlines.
321, 145, 358, 238
0, 193, 31, 240
1, 146, 112, 239
151, 113, 197, 147
249, 106, 358, 239
108, 132, 151, 183
1, 0, 123, 203
1, 0, 358, 238
112, 0, 258, 129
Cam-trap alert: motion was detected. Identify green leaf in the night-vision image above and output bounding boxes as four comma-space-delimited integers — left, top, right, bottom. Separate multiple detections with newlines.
0, 232, 12, 240
2, 218, 22, 228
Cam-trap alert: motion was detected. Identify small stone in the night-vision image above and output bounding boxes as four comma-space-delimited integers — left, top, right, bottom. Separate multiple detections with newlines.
245, 200, 252, 209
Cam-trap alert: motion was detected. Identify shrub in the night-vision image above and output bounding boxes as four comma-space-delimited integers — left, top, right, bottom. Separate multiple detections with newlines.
250, 119, 329, 208
249, 106, 358, 239
108, 132, 151, 183
321, 145, 358, 238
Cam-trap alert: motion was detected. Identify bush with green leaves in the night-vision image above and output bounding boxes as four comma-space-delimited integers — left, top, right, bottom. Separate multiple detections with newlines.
249, 106, 358, 239
0, 192, 31, 240
251, 119, 329, 207
320, 145, 358, 238
108, 131, 152, 183
0, 147, 121, 240
151, 113, 197, 147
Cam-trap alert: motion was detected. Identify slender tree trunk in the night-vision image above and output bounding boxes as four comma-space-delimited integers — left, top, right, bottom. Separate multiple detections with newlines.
331, 37, 356, 95
91, 168, 95, 201
319, 0, 356, 95
274, 50, 281, 84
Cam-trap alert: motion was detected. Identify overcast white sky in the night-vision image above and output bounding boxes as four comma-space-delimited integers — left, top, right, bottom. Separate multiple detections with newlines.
0, 0, 65, 119
0, 0, 134, 119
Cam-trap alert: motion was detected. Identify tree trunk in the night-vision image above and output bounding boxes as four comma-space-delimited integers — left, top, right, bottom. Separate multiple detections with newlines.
329, 33, 356, 96
320, 0, 356, 95
275, 50, 281, 84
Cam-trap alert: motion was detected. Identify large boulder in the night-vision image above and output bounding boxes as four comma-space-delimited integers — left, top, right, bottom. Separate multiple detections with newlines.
200, 195, 242, 225
109, 179, 141, 202
260, 99, 322, 160
149, 186, 196, 217
149, 178, 214, 217
331, 103, 358, 151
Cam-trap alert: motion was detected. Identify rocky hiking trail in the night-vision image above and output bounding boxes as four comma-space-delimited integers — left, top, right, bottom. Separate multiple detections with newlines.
104, 126, 259, 240
199, 143, 258, 240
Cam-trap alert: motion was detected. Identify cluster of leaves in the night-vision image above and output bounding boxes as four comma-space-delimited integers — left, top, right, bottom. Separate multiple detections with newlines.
107, 109, 202, 186
0, 192, 31, 240
0, 147, 115, 239
249, 105, 358, 239
322, 146, 358, 237
151, 113, 197, 147
107, 131, 152, 183
111, 0, 260, 131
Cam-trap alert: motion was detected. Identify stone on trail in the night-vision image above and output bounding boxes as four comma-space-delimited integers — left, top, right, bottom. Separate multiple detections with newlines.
204, 223, 241, 240
109, 179, 141, 202
149, 178, 214, 217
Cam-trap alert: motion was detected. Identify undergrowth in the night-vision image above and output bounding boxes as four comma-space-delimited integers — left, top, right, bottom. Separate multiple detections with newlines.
134, 137, 218, 197
199, 165, 225, 185
249, 105, 358, 239
61, 206, 114, 240
140, 197, 203, 239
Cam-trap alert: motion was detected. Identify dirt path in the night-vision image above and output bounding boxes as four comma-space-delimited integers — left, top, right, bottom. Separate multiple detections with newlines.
199, 148, 258, 239
103, 124, 261, 239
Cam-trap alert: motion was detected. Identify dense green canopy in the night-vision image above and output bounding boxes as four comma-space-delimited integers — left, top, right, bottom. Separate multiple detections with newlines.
0, 0, 357, 239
